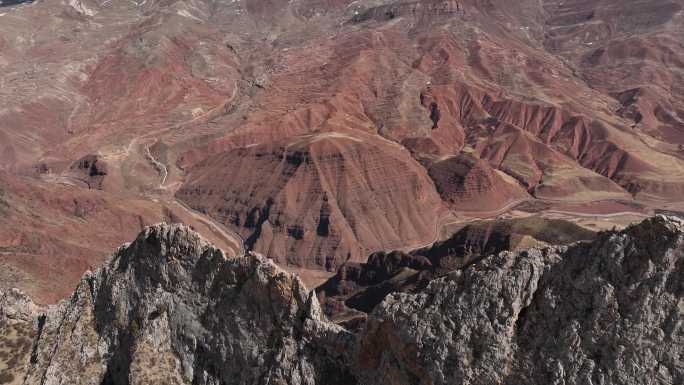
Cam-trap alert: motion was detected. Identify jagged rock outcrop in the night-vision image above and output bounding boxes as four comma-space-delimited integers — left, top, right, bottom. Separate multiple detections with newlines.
2, 217, 683, 385
69, 154, 108, 190
357, 215, 683, 385
317, 217, 595, 321
0, 289, 40, 384
2, 224, 354, 385
317, 251, 434, 326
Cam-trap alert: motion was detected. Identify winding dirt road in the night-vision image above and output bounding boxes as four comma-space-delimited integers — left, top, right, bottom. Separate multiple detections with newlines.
144, 145, 168, 187
169, 198, 246, 256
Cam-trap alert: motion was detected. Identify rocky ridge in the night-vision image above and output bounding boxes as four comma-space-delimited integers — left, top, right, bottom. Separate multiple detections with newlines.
2, 217, 683, 384
317, 217, 597, 321
1, 224, 353, 385
358, 215, 684, 384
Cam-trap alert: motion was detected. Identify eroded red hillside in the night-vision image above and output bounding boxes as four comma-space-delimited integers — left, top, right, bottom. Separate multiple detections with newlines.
1, 0, 684, 302
177, 131, 444, 269
427, 153, 530, 211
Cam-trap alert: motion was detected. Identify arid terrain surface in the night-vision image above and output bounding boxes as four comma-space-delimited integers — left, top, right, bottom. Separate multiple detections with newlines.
1, 0, 684, 304
1, 217, 682, 384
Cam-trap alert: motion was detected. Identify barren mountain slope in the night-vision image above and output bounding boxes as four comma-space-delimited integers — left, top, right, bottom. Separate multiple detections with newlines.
0, 171, 241, 303
0, 171, 163, 303
1, 0, 684, 303
177, 130, 444, 270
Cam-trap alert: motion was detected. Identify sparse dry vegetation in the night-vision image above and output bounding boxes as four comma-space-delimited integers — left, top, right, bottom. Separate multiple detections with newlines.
0, 319, 35, 385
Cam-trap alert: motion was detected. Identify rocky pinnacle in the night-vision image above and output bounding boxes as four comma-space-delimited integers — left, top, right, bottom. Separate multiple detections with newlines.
2, 217, 683, 384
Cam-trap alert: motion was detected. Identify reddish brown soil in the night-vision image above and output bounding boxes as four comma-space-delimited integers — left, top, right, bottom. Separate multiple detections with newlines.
0, 172, 164, 303
427, 153, 529, 211
2, 0, 684, 302
177, 131, 444, 270
550, 200, 649, 216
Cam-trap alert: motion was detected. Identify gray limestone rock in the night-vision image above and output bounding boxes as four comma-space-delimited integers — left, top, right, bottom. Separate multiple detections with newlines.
356, 216, 684, 385
4, 224, 354, 385
2, 217, 683, 385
